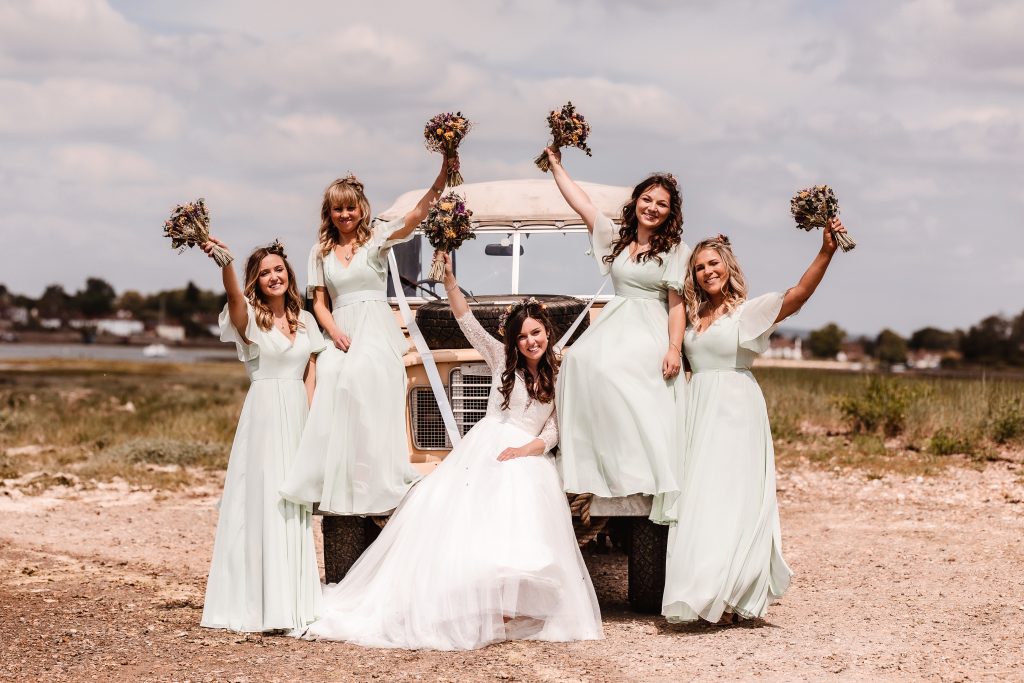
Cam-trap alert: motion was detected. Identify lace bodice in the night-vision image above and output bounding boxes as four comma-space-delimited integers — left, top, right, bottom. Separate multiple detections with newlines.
455, 311, 558, 452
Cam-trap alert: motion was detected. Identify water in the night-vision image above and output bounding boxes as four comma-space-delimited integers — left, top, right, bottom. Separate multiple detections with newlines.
0, 343, 237, 364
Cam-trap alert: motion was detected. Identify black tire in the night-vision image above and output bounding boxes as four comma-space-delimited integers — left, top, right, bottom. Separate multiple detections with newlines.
415, 295, 590, 350
627, 517, 668, 614
321, 516, 382, 584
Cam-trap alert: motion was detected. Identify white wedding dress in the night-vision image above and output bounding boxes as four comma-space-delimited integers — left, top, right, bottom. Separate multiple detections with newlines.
300, 310, 603, 650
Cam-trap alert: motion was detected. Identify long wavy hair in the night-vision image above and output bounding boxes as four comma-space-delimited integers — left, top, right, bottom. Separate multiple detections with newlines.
604, 173, 684, 266
243, 241, 304, 333
683, 235, 748, 328
318, 175, 373, 257
498, 300, 559, 410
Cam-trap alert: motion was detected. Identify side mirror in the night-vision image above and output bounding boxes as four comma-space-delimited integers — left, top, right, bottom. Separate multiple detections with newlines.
484, 244, 525, 256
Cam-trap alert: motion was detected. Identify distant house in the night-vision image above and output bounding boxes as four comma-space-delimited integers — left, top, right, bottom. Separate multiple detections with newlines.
836, 341, 867, 363
763, 336, 804, 360
5, 306, 29, 325
156, 324, 186, 342
96, 318, 145, 337
39, 318, 62, 330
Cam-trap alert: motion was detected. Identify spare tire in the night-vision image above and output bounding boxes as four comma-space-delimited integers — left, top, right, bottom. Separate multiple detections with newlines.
416, 295, 591, 350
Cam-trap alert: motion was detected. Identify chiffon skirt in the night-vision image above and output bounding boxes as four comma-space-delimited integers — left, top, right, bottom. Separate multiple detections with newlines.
300, 416, 603, 650
280, 300, 419, 514
201, 379, 322, 632
661, 369, 791, 622
556, 296, 681, 515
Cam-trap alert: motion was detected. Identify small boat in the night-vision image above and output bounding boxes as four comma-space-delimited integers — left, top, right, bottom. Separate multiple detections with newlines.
142, 343, 169, 358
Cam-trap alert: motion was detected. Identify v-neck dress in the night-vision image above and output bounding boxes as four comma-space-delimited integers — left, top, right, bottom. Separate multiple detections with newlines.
555, 212, 690, 519
280, 218, 421, 515
660, 293, 793, 623
201, 303, 324, 632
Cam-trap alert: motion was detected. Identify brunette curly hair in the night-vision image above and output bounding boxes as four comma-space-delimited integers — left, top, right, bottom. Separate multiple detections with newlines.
498, 299, 559, 410
604, 173, 684, 266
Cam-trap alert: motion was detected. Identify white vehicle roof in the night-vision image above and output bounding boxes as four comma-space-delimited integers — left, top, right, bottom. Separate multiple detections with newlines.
378, 178, 630, 228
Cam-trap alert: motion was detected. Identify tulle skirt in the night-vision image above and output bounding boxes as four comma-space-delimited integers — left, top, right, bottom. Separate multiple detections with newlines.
300, 416, 603, 650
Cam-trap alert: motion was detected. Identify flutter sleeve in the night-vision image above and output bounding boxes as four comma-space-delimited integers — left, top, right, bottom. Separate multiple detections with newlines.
738, 292, 789, 353
587, 212, 618, 276
306, 244, 325, 300
218, 301, 261, 363
455, 309, 504, 370
366, 216, 416, 275
661, 239, 692, 294
538, 410, 559, 453
301, 310, 327, 356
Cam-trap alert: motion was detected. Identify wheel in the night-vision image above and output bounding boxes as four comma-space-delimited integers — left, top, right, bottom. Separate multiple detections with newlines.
415, 295, 590, 349
627, 517, 668, 614
321, 516, 382, 584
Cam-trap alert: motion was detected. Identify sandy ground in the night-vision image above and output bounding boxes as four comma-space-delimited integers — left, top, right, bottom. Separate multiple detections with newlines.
1, 459, 1023, 683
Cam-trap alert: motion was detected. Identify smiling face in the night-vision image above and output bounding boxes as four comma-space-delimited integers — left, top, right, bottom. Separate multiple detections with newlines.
635, 184, 672, 231
330, 201, 363, 236
693, 247, 729, 298
516, 316, 549, 362
257, 254, 289, 299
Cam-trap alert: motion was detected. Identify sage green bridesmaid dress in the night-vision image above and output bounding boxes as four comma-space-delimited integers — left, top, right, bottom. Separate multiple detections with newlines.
660, 293, 793, 623
555, 212, 690, 521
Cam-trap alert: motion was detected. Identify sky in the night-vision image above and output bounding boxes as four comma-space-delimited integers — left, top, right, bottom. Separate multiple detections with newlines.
1, 0, 1021, 336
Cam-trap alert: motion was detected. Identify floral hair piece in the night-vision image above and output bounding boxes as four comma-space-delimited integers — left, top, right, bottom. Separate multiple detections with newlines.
266, 239, 286, 256
497, 297, 544, 337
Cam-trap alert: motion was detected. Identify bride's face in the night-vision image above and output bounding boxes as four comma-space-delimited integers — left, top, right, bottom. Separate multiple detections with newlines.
516, 316, 548, 361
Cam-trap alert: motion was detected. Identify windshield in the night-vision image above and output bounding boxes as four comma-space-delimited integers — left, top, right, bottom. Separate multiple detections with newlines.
407, 229, 606, 297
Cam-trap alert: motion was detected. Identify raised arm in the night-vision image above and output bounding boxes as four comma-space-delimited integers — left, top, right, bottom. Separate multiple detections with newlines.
203, 237, 249, 343
439, 250, 468, 318
386, 154, 449, 242
776, 218, 846, 323
543, 147, 599, 232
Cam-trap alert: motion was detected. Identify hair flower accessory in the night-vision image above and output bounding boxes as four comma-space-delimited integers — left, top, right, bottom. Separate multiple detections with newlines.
497, 297, 544, 337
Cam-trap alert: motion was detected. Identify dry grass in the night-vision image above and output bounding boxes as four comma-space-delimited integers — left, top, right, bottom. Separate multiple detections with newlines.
0, 359, 246, 491
1, 360, 1022, 492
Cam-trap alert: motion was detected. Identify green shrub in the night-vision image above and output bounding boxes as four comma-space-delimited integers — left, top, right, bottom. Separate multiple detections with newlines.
929, 429, 976, 456
835, 376, 915, 437
989, 398, 1024, 444
102, 438, 226, 469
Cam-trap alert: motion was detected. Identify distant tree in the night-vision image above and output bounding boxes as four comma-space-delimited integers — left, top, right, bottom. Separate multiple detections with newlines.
74, 278, 117, 318
961, 315, 1010, 365
858, 335, 876, 359
807, 322, 846, 359
116, 290, 148, 319
38, 284, 70, 319
184, 280, 201, 306
1008, 310, 1024, 366
875, 329, 908, 366
909, 326, 958, 351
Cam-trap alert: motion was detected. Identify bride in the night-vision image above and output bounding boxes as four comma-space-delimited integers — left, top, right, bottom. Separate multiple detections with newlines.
299, 251, 603, 650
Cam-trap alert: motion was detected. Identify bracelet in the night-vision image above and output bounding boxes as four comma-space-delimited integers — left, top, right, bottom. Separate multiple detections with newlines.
444, 284, 458, 293
431, 185, 444, 194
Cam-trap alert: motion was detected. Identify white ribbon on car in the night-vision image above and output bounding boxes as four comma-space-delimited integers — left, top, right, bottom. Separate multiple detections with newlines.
387, 249, 462, 446
553, 277, 609, 355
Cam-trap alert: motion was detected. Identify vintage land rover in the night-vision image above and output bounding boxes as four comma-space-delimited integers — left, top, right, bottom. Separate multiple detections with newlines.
319, 179, 669, 612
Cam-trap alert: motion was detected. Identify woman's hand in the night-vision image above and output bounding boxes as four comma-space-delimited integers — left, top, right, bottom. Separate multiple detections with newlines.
497, 445, 534, 461
202, 237, 232, 264
822, 217, 847, 256
662, 347, 681, 380
543, 146, 562, 169
330, 329, 352, 353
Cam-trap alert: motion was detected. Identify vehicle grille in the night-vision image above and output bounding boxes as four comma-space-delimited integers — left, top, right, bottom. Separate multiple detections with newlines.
410, 364, 492, 450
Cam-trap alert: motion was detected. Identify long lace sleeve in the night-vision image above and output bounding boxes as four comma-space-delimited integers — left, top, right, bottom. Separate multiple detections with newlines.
455, 310, 504, 370
538, 410, 559, 453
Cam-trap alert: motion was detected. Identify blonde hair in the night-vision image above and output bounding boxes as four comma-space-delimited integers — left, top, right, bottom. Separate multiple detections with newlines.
243, 241, 304, 333
318, 175, 372, 257
683, 235, 748, 328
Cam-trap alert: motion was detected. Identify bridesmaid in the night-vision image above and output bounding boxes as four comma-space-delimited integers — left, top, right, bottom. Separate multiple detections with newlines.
662, 221, 847, 624
200, 238, 324, 632
280, 157, 448, 514
544, 147, 689, 521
